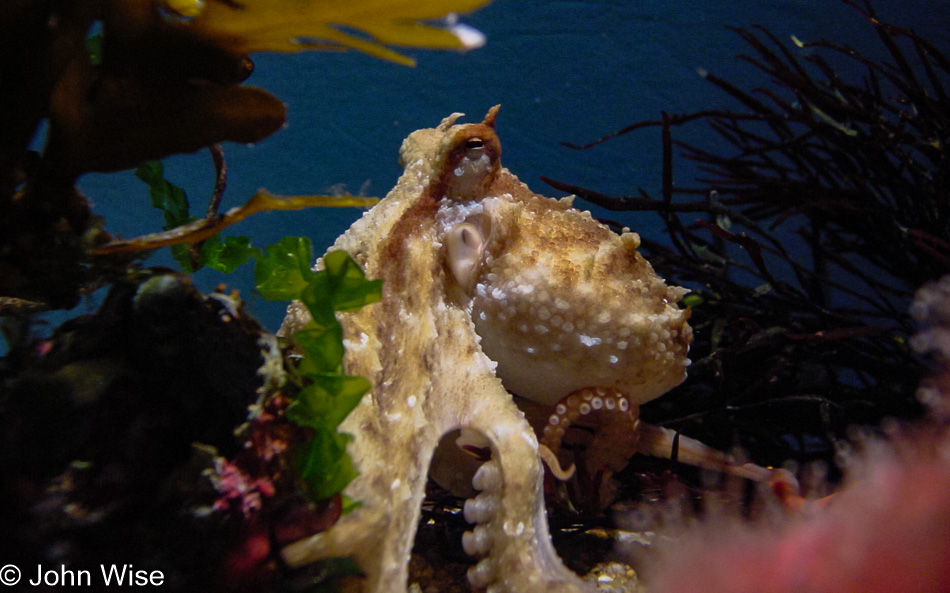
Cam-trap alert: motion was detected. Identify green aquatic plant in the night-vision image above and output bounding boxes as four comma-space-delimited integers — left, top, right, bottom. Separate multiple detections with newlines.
129, 156, 385, 501
135, 158, 260, 273
131, 159, 382, 500
548, 0, 948, 471
255, 238, 383, 501
125, 155, 378, 272
95, 154, 378, 263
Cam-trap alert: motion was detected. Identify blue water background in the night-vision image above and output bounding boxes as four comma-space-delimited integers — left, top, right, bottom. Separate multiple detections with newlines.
71, 0, 950, 334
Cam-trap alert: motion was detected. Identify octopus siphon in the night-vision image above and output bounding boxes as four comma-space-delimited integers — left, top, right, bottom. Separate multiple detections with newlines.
279, 107, 772, 592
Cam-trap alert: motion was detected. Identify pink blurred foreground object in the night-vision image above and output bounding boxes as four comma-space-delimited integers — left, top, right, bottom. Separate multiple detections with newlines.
648, 431, 950, 593
648, 277, 950, 593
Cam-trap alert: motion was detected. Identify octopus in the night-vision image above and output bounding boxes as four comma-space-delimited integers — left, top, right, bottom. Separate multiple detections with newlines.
278, 107, 773, 592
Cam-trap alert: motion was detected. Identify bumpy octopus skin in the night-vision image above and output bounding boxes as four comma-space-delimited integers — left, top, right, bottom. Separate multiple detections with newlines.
278, 107, 692, 593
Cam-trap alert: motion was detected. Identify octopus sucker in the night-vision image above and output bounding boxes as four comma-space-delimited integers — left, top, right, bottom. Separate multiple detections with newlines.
279, 107, 776, 592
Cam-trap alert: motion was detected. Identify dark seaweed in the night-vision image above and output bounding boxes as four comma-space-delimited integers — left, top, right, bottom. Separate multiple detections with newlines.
547, 0, 947, 472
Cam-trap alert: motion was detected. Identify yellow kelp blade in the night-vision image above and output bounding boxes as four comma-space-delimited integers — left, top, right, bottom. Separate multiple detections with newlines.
185, 0, 490, 66
92, 190, 378, 255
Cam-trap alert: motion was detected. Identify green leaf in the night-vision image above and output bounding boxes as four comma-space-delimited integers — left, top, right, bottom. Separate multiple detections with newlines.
170, 243, 198, 273
255, 236, 315, 300
319, 374, 371, 425
294, 250, 382, 326
300, 273, 338, 327
136, 161, 192, 230
294, 321, 345, 374
339, 496, 362, 515
203, 235, 262, 273
168, 234, 260, 273
289, 374, 370, 428
296, 428, 357, 501
321, 250, 383, 312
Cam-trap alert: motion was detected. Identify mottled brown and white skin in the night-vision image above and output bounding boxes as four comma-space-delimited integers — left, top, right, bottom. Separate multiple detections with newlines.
278, 107, 695, 593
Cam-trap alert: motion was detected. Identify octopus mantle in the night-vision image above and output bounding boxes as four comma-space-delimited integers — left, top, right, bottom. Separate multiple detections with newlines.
279, 107, 691, 592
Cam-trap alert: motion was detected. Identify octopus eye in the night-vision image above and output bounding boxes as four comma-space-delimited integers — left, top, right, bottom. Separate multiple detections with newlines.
444, 134, 496, 200
464, 138, 486, 159
446, 222, 486, 294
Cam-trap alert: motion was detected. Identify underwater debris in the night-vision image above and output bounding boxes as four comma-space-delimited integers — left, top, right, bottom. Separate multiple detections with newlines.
549, 0, 947, 473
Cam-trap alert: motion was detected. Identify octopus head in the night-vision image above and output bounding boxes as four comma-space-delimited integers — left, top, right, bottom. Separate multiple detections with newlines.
439, 109, 692, 407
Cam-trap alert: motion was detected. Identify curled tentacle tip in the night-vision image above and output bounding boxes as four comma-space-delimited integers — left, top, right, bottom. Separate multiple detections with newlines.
540, 443, 576, 480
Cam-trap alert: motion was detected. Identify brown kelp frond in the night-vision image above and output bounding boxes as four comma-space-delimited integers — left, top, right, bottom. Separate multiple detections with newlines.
549, 0, 947, 469
0, 0, 488, 311
92, 189, 378, 256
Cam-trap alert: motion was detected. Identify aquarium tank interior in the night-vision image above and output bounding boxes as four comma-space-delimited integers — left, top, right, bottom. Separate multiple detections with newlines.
2, 1, 950, 592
